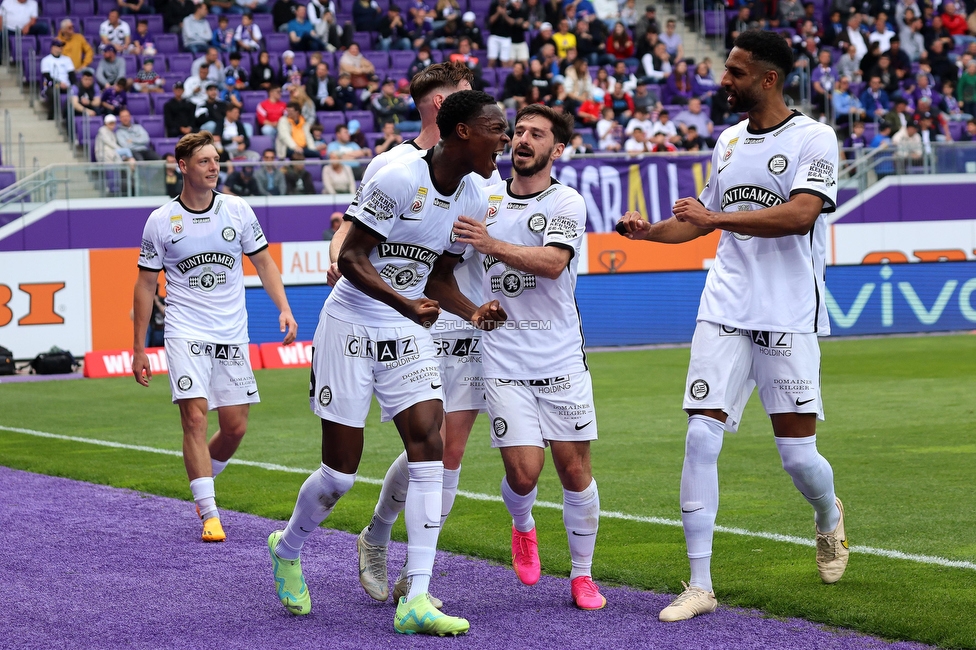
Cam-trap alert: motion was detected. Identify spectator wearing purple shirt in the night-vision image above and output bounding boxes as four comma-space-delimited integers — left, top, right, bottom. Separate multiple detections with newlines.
662, 59, 693, 105
910, 73, 940, 112
673, 97, 713, 139
810, 50, 836, 112
691, 62, 719, 102
100, 78, 128, 115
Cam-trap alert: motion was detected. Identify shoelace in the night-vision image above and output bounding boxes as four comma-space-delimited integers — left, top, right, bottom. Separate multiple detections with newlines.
514, 532, 538, 560
362, 540, 386, 570
816, 533, 838, 561
671, 581, 707, 606
574, 577, 600, 597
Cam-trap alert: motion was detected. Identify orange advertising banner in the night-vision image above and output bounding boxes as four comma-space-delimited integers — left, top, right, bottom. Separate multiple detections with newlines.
586, 231, 721, 274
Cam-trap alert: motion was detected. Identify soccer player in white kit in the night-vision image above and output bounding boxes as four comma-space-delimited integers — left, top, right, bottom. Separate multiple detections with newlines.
452, 105, 607, 611
267, 91, 509, 636
132, 131, 298, 543
617, 30, 849, 622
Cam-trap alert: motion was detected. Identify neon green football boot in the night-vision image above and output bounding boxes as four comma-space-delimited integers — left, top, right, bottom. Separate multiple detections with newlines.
394, 594, 470, 636
267, 530, 311, 615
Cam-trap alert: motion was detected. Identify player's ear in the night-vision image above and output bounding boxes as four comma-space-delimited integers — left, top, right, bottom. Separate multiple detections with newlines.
455, 120, 471, 140
431, 92, 444, 111
551, 142, 565, 161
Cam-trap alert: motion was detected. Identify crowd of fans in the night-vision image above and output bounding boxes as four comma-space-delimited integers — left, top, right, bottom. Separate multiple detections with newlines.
7, 0, 976, 191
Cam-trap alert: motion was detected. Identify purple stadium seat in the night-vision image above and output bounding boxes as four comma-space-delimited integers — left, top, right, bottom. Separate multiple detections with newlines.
82, 17, 102, 34
344, 109, 375, 131
862, 121, 877, 141
151, 92, 172, 114
121, 15, 136, 31
253, 13, 273, 34
69, 0, 94, 14
249, 134, 274, 154
949, 120, 965, 141
352, 32, 372, 50
153, 137, 181, 158
167, 53, 194, 77
123, 54, 138, 73
483, 86, 498, 99
155, 34, 179, 54
389, 50, 414, 69
42, 0, 67, 16
316, 111, 346, 133
265, 32, 289, 53
206, 15, 219, 29
96, 0, 116, 14
140, 115, 165, 138
126, 94, 151, 115
292, 51, 308, 69
241, 90, 267, 113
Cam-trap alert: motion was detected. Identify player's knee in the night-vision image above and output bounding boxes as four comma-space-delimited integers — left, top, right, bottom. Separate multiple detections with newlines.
180, 409, 208, 436
685, 417, 724, 465
506, 470, 538, 496
222, 420, 247, 442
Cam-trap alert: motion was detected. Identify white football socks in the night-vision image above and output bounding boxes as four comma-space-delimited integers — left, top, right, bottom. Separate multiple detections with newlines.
404, 460, 444, 600
211, 458, 229, 478
441, 465, 461, 527
364, 451, 409, 546
275, 463, 356, 560
189, 476, 218, 521
501, 476, 537, 533
775, 435, 840, 533
680, 414, 725, 593
563, 478, 600, 580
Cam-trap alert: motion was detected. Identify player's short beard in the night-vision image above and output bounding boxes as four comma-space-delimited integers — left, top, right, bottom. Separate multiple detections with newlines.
512, 146, 553, 177
730, 84, 761, 113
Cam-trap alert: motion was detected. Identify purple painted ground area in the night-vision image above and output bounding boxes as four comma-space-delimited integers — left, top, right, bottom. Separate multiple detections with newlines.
0, 468, 932, 650
0, 372, 85, 384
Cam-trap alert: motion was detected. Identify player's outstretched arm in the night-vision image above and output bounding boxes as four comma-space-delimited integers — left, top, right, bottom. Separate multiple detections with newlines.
454, 215, 571, 280
132, 269, 159, 386
250, 248, 298, 344
338, 222, 441, 328
672, 193, 824, 238
326, 219, 352, 286
616, 209, 713, 243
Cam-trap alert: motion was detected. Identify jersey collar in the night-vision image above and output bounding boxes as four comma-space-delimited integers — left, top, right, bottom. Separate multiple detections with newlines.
745, 110, 801, 135
505, 176, 559, 200
178, 190, 217, 214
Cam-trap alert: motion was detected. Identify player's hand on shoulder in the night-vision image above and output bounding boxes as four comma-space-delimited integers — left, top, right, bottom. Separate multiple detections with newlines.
453, 215, 493, 254
616, 211, 651, 239
326, 261, 342, 287
408, 297, 441, 329
132, 351, 152, 386
280, 310, 298, 345
472, 299, 507, 331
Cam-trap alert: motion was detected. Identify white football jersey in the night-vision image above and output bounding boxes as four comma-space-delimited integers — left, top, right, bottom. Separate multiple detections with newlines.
327, 150, 489, 326
347, 139, 423, 211
138, 191, 268, 343
478, 179, 588, 379
697, 111, 838, 335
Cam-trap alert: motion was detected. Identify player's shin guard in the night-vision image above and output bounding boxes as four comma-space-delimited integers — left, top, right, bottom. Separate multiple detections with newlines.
501, 476, 537, 532
775, 435, 839, 533
563, 478, 600, 580
189, 477, 218, 521
681, 415, 725, 592
276, 463, 356, 560
404, 460, 444, 601
440, 465, 461, 527
365, 451, 410, 546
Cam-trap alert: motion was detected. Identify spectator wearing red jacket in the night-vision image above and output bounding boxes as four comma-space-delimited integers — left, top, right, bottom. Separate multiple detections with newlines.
606, 22, 635, 66
257, 85, 287, 138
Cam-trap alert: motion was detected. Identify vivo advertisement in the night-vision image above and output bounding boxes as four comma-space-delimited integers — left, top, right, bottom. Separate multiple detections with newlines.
243, 261, 976, 348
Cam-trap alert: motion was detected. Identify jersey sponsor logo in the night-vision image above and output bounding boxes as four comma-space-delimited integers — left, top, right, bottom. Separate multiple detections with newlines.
318, 385, 332, 406
345, 335, 375, 358
380, 262, 426, 290
491, 269, 537, 297
492, 417, 507, 437
453, 180, 466, 201
188, 266, 227, 292
536, 186, 558, 202
767, 154, 789, 175
214, 199, 223, 214
773, 121, 797, 137
487, 194, 503, 218
806, 158, 836, 186
721, 185, 786, 210
743, 137, 765, 145
222, 227, 236, 242
192, 217, 210, 224
176, 252, 236, 274
507, 201, 528, 209
170, 215, 184, 234
377, 242, 439, 267
376, 336, 419, 368
689, 379, 709, 400
411, 186, 428, 213
363, 188, 397, 221
547, 215, 578, 239
435, 336, 482, 358
433, 198, 451, 209
252, 221, 266, 242
527, 213, 547, 232
187, 341, 245, 362
177, 375, 193, 391
718, 324, 748, 337
483, 254, 503, 272
574, 420, 592, 430
722, 137, 738, 162
774, 378, 814, 393
752, 331, 793, 356
140, 238, 158, 261
795, 397, 815, 406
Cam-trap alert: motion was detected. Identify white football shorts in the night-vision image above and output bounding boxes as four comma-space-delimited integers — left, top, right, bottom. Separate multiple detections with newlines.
433, 332, 486, 413
165, 338, 259, 409
683, 321, 824, 432
309, 312, 443, 427
485, 371, 598, 448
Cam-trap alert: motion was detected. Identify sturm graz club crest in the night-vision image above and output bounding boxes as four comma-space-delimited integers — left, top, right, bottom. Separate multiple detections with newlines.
177, 375, 193, 391
490, 269, 537, 297
380, 263, 425, 290
492, 417, 507, 437
689, 379, 709, 400
188, 266, 226, 292
527, 213, 546, 232
318, 386, 332, 406
222, 227, 236, 242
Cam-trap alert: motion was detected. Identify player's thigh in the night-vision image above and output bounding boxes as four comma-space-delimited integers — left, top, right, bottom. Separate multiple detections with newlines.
535, 372, 598, 443
215, 403, 250, 435
549, 440, 593, 492
165, 339, 214, 405
434, 333, 486, 415
751, 331, 824, 421
208, 342, 260, 409
373, 321, 443, 423
486, 378, 543, 449
683, 321, 755, 432
310, 313, 374, 428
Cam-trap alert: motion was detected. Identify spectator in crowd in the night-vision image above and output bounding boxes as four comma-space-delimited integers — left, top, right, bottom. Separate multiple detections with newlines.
233, 11, 263, 52
605, 82, 634, 123
652, 107, 680, 143
290, 83, 317, 124
277, 50, 302, 90
406, 10, 432, 50
164, 0, 193, 33
164, 81, 196, 137
276, 101, 318, 158
99, 10, 131, 52
529, 21, 555, 56
833, 75, 866, 133
527, 56, 552, 101
509, 0, 531, 64
624, 126, 649, 154
373, 120, 403, 153
574, 18, 605, 66
845, 13, 869, 61
254, 148, 286, 194
133, 57, 165, 93
237, 0, 271, 14
273, 0, 299, 30
0, 0, 49, 36
118, 0, 151, 14
835, 42, 862, 83
96, 45, 126, 88
673, 97, 713, 140
308, 62, 338, 111
892, 119, 922, 167
691, 60, 718, 102
197, 83, 227, 132
861, 75, 891, 120
377, 4, 411, 50
610, 59, 638, 93
843, 119, 869, 154
564, 58, 595, 107
631, 79, 656, 112
624, 104, 653, 134
213, 104, 252, 161
486, 0, 513, 67
225, 50, 250, 87
332, 71, 360, 110
596, 105, 622, 150
727, 6, 751, 51
257, 85, 287, 137
223, 163, 263, 195
449, 36, 485, 88
778, 0, 803, 26
192, 48, 225, 85
408, 45, 435, 80
958, 61, 976, 115
941, 2, 970, 48
306, 122, 328, 157
883, 96, 911, 132
648, 128, 677, 152
606, 22, 635, 64
371, 78, 414, 129
313, 6, 345, 50
72, 70, 102, 116
659, 18, 682, 60
619, 0, 637, 29
458, 9, 484, 47
116, 108, 160, 160
284, 151, 316, 194
430, 14, 460, 50
131, 19, 154, 56
640, 40, 671, 83
41, 39, 75, 119
868, 12, 895, 51
95, 114, 134, 162
100, 77, 129, 115
212, 14, 235, 53
435, 0, 462, 22
322, 211, 343, 239
321, 152, 356, 193
352, 0, 383, 31
542, 0, 563, 27
502, 61, 532, 108
634, 4, 658, 43
58, 19, 94, 71
164, 153, 183, 197
339, 42, 376, 88
810, 49, 836, 111
939, 80, 973, 120
552, 19, 576, 59
560, 131, 593, 160
287, 5, 321, 51
325, 122, 368, 166
960, 118, 976, 141
182, 3, 212, 54
911, 72, 939, 110
184, 63, 213, 113
900, 14, 925, 61
681, 124, 705, 150
251, 51, 277, 90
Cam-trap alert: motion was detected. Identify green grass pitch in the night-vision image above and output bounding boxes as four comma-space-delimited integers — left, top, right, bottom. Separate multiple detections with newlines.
2, 334, 975, 648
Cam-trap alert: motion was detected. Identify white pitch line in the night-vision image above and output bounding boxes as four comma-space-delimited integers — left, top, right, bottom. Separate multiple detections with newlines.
3, 424, 975, 572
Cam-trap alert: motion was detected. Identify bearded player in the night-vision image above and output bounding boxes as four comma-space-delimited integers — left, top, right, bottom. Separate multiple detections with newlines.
617, 30, 848, 622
